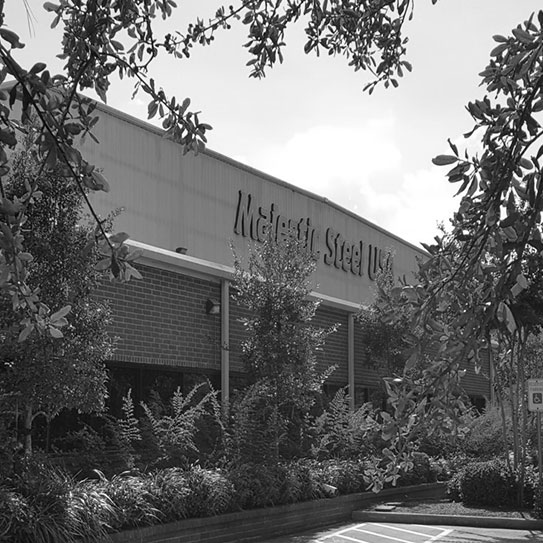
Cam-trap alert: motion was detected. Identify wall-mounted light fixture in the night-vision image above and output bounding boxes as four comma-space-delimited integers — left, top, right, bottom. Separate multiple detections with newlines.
205, 298, 220, 315
175, 247, 188, 255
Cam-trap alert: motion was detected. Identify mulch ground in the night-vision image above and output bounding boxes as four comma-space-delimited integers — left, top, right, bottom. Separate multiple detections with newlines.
369, 497, 538, 519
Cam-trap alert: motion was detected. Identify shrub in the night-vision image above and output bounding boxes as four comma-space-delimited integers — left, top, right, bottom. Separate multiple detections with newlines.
398, 452, 436, 487
141, 383, 221, 469
142, 469, 192, 523
449, 459, 517, 507
315, 459, 368, 494
309, 391, 385, 460
456, 408, 509, 459
230, 463, 282, 509
534, 485, 543, 519
446, 470, 463, 502
0, 487, 32, 542
414, 420, 459, 458
103, 473, 159, 530
184, 467, 236, 517
224, 382, 283, 465
9, 460, 114, 543
279, 460, 326, 503
66, 480, 117, 540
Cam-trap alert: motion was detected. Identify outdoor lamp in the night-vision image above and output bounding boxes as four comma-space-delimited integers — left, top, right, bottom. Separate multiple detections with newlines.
205, 298, 220, 315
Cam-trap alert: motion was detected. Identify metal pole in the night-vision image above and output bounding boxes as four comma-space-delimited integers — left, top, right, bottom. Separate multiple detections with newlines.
538, 411, 542, 487
220, 279, 230, 413
348, 313, 355, 412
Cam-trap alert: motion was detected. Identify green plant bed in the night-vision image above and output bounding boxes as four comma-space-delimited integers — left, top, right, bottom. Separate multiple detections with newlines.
106, 483, 445, 543
0, 455, 441, 542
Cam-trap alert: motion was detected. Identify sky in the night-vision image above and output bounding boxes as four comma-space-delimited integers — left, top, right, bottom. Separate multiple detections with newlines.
5, 1, 543, 248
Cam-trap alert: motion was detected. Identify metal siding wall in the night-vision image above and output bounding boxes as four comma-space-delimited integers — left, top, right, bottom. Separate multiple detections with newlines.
83, 106, 426, 307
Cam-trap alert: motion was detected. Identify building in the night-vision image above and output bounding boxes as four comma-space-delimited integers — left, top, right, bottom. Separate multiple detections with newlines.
84, 103, 490, 411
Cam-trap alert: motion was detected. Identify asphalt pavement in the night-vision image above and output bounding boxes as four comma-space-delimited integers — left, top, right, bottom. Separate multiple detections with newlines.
260, 521, 543, 543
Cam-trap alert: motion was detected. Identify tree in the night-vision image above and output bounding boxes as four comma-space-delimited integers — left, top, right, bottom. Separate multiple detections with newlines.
0, 137, 114, 455
231, 232, 336, 460
357, 251, 412, 405
373, 10, 543, 491
0, 0, 424, 339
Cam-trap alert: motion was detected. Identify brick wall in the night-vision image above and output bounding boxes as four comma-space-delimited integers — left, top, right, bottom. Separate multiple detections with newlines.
229, 295, 248, 374
95, 264, 221, 371
95, 263, 489, 400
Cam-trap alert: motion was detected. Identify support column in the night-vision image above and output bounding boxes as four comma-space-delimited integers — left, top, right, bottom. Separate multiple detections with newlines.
348, 313, 355, 412
221, 279, 230, 411
488, 343, 496, 406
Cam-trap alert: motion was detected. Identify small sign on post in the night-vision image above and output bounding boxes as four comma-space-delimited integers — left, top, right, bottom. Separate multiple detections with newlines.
528, 379, 543, 412
528, 379, 543, 486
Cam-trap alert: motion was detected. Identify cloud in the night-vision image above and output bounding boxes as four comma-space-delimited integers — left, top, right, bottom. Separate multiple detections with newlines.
240, 113, 402, 207
238, 114, 461, 248
363, 167, 461, 247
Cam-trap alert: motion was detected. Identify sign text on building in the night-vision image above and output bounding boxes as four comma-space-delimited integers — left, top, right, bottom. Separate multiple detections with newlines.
233, 191, 391, 280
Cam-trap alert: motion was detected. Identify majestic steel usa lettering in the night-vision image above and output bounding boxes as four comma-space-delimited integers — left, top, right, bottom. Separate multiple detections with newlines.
234, 190, 392, 280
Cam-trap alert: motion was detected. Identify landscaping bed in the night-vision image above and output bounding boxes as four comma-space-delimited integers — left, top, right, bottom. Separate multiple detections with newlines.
107, 483, 444, 543
370, 496, 537, 520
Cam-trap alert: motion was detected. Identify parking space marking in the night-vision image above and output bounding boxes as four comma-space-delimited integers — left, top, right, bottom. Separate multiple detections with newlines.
427, 529, 453, 542
352, 526, 422, 543
324, 535, 368, 543
316, 523, 453, 543
372, 524, 443, 537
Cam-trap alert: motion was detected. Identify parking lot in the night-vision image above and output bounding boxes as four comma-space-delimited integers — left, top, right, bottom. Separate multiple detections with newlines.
315, 523, 451, 542
263, 522, 543, 543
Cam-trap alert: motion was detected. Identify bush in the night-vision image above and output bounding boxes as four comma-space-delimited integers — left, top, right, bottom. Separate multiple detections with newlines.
309, 392, 385, 460
448, 459, 518, 507
142, 469, 192, 523
315, 459, 368, 494
103, 473, 159, 531
0, 452, 445, 541
229, 463, 282, 509
456, 408, 509, 459
398, 452, 437, 487
279, 460, 326, 503
184, 467, 236, 517
534, 485, 543, 519
0, 487, 32, 542
7, 460, 114, 543
66, 480, 117, 539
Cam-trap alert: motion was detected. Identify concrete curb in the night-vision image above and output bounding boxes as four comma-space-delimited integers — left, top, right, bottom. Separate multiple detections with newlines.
352, 510, 543, 531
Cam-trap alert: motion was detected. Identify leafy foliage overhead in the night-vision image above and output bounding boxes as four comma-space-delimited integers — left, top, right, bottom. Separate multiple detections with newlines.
0, 0, 427, 338
372, 10, 543, 487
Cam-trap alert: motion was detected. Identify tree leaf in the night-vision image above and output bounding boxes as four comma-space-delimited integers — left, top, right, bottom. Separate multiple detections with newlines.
95, 258, 111, 271
0, 28, 25, 49
432, 155, 458, 166
43, 2, 60, 12
18, 324, 33, 342
50, 305, 71, 322
48, 326, 64, 339
109, 232, 129, 244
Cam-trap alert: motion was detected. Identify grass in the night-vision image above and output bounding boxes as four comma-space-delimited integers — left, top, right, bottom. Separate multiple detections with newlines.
370, 497, 537, 520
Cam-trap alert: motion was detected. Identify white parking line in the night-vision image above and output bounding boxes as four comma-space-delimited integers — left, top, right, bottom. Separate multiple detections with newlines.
373, 524, 441, 537
427, 528, 453, 541
324, 535, 370, 543
320, 524, 366, 539
316, 523, 454, 543
354, 526, 422, 543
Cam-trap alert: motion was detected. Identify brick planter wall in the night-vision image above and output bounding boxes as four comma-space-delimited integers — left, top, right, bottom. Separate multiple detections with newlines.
106, 483, 444, 543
